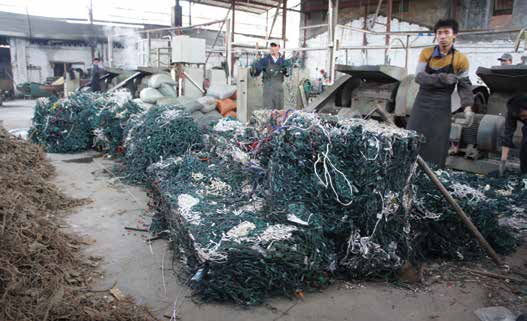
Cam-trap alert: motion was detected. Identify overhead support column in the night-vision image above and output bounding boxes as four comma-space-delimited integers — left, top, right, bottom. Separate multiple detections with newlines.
327, 0, 337, 85
282, 0, 287, 48
266, 0, 282, 47
231, 1, 235, 78
385, 0, 393, 64
107, 35, 113, 67
189, 0, 192, 25
231, 0, 235, 42
89, 0, 95, 60
363, 4, 368, 63
226, 18, 232, 85
147, 32, 151, 66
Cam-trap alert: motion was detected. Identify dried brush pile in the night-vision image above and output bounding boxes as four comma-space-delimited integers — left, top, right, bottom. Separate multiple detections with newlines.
0, 127, 157, 321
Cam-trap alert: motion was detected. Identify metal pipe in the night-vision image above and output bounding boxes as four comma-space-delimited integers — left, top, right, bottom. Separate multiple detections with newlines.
338, 24, 524, 37
367, 0, 384, 30
282, 0, 287, 48
235, 32, 282, 40
204, 12, 230, 65
303, 12, 307, 47
514, 28, 526, 52
362, 4, 368, 64
385, 37, 406, 64
226, 18, 232, 85
232, 44, 329, 52
231, 0, 235, 43
327, 0, 334, 85
330, 0, 339, 85
340, 44, 522, 50
266, 0, 282, 47
385, 0, 392, 64
156, 48, 160, 68
178, 78, 182, 96
229, 43, 519, 54
417, 156, 502, 267
135, 19, 225, 35
265, 10, 269, 40
299, 23, 329, 30
405, 35, 410, 69
107, 35, 113, 67
108, 72, 142, 92
182, 71, 205, 94
147, 32, 151, 66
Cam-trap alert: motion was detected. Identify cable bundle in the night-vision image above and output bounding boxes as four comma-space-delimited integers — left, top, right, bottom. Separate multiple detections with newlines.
123, 104, 202, 183
29, 91, 142, 154
410, 169, 522, 261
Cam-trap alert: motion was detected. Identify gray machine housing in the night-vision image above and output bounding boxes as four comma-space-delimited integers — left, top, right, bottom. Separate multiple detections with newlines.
309, 64, 525, 174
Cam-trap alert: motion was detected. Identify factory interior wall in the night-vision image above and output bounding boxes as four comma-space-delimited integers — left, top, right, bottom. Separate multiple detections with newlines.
25, 44, 93, 82
301, 0, 526, 45
304, 15, 524, 84
301, 0, 450, 41
9, 38, 28, 92
8, 37, 138, 89
0, 47, 13, 91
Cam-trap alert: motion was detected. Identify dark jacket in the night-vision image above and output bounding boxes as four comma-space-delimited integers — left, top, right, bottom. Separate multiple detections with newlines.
501, 95, 527, 148
90, 64, 103, 91
252, 54, 288, 81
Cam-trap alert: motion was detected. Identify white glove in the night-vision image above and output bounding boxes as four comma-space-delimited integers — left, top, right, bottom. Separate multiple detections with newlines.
463, 106, 475, 128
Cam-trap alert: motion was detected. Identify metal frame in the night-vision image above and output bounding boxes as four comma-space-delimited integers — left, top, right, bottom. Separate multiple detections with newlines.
105, 0, 527, 88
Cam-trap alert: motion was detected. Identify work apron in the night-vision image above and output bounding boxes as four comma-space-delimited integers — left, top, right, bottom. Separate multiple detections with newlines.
263, 56, 285, 110
521, 125, 527, 174
407, 51, 457, 168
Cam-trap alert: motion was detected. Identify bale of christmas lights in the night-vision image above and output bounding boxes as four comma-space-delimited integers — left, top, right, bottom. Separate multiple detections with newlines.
145, 110, 522, 305
29, 93, 101, 153
29, 91, 143, 154
91, 91, 143, 155
123, 104, 202, 183
148, 153, 333, 305
410, 168, 523, 261
255, 110, 422, 278
147, 113, 421, 304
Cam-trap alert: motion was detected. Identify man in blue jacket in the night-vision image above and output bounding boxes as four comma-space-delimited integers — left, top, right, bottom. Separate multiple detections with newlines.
250, 42, 288, 109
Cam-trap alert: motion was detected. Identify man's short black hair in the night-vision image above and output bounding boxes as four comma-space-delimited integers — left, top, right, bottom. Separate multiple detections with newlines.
508, 94, 527, 116
433, 19, 459, 34
93, 57, 100, 62
270, 42, 279, 47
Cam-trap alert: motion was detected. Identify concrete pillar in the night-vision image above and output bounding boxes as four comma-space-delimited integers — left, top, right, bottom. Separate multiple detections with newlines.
9, 38, 29, 92
513, 0, 527, 28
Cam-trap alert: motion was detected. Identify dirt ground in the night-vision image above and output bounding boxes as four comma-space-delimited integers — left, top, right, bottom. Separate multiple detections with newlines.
2, 99, 525, 321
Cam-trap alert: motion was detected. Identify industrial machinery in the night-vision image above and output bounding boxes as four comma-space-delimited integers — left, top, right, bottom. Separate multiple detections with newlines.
306, 64, 525, 174
446, 65, 527, 174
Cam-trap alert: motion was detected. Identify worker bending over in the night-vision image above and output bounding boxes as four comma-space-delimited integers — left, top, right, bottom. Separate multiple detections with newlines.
407, 19, 474, 168
500, 94, 527, 175
250, 42, 288, 110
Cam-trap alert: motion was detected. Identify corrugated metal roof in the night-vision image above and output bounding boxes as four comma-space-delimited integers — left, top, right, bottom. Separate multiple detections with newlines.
0, 11, 141, 41
193, 0, 281, 15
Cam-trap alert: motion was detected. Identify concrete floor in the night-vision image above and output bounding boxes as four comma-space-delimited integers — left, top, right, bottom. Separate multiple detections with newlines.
0, 99, 34, 129
1, 99, 487, 321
